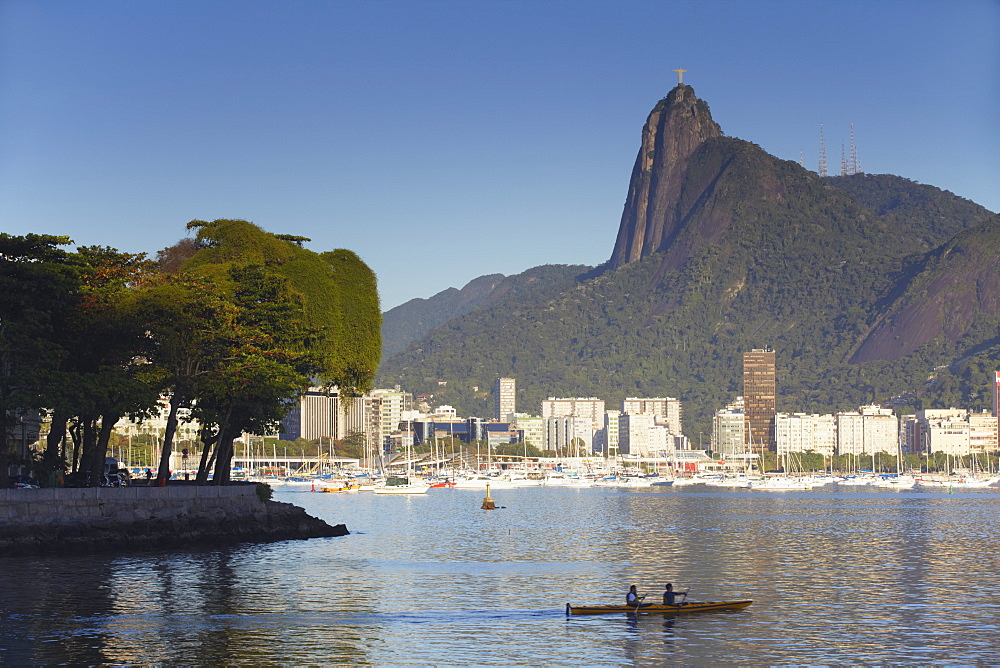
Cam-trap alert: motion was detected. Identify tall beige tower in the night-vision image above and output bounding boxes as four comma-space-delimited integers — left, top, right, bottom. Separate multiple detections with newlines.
493, 377, 516, 421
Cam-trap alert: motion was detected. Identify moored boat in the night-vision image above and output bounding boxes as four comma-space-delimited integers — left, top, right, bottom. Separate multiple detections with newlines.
320, 484, 360, 493
565, 600, 753, 616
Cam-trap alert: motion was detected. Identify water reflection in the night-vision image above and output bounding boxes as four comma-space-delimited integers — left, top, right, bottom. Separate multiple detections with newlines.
1, 486, 999, 664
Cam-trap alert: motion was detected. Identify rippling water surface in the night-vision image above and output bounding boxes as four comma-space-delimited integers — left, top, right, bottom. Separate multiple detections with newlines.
3, 485, 1000, 665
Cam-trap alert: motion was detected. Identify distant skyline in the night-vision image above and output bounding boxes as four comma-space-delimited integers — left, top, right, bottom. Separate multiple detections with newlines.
2, 0, 997, 310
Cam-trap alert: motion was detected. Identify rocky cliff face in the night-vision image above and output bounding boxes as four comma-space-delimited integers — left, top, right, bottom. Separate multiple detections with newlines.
608, 84, 722, 269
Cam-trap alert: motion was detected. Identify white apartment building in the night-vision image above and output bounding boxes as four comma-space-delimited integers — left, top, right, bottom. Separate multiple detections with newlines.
618, 413, 676, 458
622, 397, 683, 433
969, 411, 998, 454
620, 412, 654, 457
332, 388, 412, 452
511, 414, 544, 448
541, 397, 606, 423
775, 413, 836, 457
603, 411, 622, 458
712, 397, 745, 456
543, 415, 594, 453
279, 387, 344, 442
836, 405, 899, 455
902, 409, 998, 456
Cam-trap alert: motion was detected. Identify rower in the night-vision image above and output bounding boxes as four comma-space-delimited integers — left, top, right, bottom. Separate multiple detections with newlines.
626, 585, 646, 608
663, 582, 688, 606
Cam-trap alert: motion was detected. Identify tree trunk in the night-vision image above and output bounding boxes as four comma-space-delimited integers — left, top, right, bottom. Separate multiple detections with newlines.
43, 408, 69, 472
156, 392, 183, 483
69, 421, 82, 473
195, 428, 220, 486
212, 429, 237, 485
81, 417, 101, 486
91, 413, 119, 485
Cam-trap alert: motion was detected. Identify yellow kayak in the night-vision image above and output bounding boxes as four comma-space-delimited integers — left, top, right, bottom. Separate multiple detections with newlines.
565, 600, 752, 616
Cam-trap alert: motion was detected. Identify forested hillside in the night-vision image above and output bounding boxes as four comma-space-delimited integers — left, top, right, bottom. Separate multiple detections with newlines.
382, 274, 504, 358
382, 265, 590, 359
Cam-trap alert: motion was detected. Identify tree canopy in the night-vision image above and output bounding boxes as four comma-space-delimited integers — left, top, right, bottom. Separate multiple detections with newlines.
0, 219, 381, 486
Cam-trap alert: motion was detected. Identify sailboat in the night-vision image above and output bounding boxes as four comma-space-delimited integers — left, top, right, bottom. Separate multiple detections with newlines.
374, 420, 428, 494
873, 442, 916, 489
751, 449, 812, 491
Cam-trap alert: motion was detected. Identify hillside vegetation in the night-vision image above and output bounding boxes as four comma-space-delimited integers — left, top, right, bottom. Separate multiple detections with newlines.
378, 88, 997, 442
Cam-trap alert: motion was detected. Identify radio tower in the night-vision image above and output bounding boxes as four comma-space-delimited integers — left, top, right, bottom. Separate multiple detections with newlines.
841, 144, 847, 176
818, 122, 828, 177
849, 123, 862, 175
799, 149, 803, 167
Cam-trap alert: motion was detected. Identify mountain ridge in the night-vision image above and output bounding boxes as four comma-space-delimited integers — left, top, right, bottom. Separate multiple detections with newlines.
377, 85, 998, 438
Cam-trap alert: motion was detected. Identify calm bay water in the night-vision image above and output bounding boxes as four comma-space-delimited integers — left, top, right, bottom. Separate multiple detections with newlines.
2, 485, 1000, 665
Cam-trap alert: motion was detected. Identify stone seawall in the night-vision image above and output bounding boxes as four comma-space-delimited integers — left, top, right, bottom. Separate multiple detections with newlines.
0, 484, 347, 556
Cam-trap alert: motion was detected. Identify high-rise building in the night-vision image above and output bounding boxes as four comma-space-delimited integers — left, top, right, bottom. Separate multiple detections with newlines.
279, 387, 341, 442
511, 414, 544, 448
903, 408, 998, 457
541, 397, 606, 423
602, 411, 622, 458
743, 349, 776, 453
622, 397, 683, 433
775, 413, 836, 458
836, 405, 898, 456
543, 416, 594, 453
493, 377, 516, 421
712, 397, 745, 456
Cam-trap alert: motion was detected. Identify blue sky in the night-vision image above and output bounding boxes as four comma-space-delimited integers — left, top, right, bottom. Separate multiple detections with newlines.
2, 0, 997, 310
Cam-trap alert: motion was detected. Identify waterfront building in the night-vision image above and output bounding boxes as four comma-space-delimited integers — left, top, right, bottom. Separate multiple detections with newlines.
493, 377, 516, 421
602, 411, 622, 458
510, 414, 544, 448
619, 412, 654, 456
902, 408, 998, 456
835, 405, 898, 455
622, 397, 682, 433
543, 415, 593, 453
712, 397, 745, 456
541, 397, 605, 423
410, 417, 468, 445
970, 411, 998, 454
485, 426, 519, 450
279, 387, 341, 442
743, 348, 776, 453
775, 413, 835, 458
333, 388, 412, 453
617, 413, 677, 458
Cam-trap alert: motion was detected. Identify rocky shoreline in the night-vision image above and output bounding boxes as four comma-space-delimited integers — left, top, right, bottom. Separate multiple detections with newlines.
0, 485, 348, 557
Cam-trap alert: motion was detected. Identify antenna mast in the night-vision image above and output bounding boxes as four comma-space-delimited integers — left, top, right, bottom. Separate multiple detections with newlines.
818, 122, 828, 177
841, 144, 847, 176
849, 123, 861, 175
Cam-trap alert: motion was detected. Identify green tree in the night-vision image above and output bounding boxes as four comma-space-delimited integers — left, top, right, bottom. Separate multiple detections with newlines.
133, 274, 237, 481
0, 234, 82, 485
155, 219, 381, 485
58, 246, 160, 486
